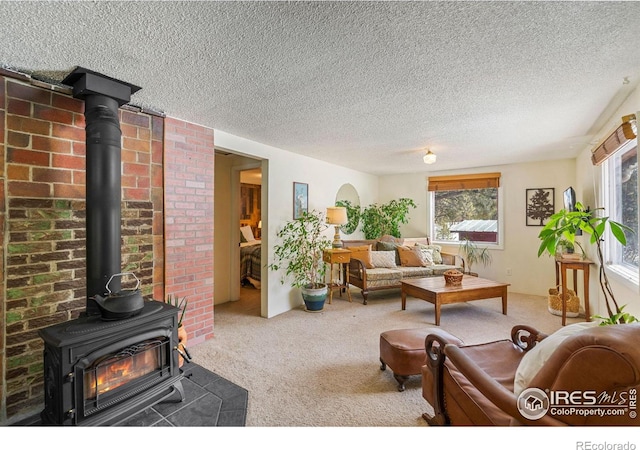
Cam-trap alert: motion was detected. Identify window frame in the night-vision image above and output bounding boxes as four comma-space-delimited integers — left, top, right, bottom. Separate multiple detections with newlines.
602, 138, 639, 291
427, 173, 504, 250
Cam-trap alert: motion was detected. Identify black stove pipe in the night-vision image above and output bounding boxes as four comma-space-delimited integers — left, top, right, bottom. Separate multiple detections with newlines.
61, 67, 141, 315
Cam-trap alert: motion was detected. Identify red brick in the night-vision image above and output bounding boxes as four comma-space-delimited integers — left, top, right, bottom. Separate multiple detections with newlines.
7, 98, 31, 116
121, 123, 138, 138
8, 181, 50, 197
123, 188, 149, 201
7, 148, 50, 166
120, 110, 149, 128
72, 141, 86, 156
7, 165, 30, 181
33, 104, 74, 125
72, 170, 85, 186
123, 162, 148, 177
54, 183, 85, 199
33, 168, 72, 184
123, 137, 150, 153
7, 131, 30, 148
52, 154, 85, 170
51, 123, 84, 141
32, 136, 72, 154
7, 81, 51, 105
7, 115, 50, 136
51, 93, 83, 113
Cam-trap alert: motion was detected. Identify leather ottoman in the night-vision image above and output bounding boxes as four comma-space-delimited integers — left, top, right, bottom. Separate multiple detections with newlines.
380, 328, 433, 391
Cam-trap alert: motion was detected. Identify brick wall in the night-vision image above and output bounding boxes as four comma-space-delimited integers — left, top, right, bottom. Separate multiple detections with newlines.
164, 118, 215, 346
0, 70, 212, 422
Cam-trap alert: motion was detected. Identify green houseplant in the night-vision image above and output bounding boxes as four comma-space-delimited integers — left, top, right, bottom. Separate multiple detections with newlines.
459, 238, 492, 275
269, 210, 332, 311
360, 198, 417, 239
537, 202, 636, 324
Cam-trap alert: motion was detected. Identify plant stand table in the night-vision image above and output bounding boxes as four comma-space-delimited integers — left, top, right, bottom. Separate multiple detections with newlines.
555, 256, 594, 326
401, 276, 509, 326
323, 249, 352, 304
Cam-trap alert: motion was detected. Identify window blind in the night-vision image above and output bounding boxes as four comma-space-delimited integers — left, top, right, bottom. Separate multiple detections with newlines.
591, 114, 637, 166
427, 172, 501, 191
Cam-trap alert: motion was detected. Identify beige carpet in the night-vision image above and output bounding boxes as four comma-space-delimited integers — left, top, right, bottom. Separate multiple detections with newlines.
192, 287, 571, 427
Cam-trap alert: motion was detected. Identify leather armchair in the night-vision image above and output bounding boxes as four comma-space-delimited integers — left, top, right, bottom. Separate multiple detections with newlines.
422, 323, 640, 426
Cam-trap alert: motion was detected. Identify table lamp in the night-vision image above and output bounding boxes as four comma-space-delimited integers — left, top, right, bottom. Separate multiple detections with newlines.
326, 207, 348, 248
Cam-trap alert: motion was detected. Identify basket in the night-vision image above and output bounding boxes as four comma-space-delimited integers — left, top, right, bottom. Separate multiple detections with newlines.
443, 269, 464, 286
547, 286, 580, 317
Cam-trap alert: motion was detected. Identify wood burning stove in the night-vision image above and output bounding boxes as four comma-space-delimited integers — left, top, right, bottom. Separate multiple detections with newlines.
39, 301, 184, 426
37, 68, 186, 426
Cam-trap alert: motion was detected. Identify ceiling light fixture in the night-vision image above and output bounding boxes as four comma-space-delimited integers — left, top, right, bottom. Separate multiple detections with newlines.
423, 149, 437, 164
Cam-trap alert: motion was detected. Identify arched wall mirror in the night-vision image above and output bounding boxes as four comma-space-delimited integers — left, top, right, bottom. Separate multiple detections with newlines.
335, 183, 361, 235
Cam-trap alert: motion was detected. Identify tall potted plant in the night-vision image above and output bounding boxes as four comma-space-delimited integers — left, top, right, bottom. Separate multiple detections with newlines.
269, 210, 332, 311
360, 198, 417, 239
537, 202, 636, 324
459, 238, 492, 275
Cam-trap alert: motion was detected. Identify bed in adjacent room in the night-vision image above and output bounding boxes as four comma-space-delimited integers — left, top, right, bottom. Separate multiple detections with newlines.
240, 225, 261, 288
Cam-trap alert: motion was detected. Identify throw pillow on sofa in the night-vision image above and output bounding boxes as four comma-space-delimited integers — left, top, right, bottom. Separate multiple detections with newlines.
376, 241, 401, 265
370, 251, 397, 268
397, 246, 430, 267
349, 245, 374, 269
415, 243, 443, 264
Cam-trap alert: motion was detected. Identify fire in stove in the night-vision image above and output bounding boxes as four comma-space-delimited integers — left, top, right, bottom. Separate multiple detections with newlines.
84, 338, 166, 401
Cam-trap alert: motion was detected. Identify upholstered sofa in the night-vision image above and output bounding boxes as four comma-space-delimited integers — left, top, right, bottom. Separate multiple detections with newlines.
341, 236, 465, 304
422, 322, 640, 426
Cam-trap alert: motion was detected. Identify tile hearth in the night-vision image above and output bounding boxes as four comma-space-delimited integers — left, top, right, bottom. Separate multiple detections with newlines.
16, 363, 248, 427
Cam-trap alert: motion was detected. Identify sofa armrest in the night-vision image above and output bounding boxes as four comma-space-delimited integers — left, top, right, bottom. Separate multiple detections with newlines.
348, 257, 366, 281
443, 345, 565, 426
510, 325, 548, 352
441, 252, 465, 273
423, 329, 465, 425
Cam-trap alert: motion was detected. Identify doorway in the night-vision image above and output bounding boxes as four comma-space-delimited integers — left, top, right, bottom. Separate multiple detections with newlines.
213, 149, 264, 317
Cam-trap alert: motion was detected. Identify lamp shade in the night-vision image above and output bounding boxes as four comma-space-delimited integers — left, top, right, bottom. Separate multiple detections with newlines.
326, 207, 348, 225
423, 150, 437, 164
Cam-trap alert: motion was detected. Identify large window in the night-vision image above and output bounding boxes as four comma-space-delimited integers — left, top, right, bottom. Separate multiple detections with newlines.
428, 173, 501, 245
603, 138, 638, 283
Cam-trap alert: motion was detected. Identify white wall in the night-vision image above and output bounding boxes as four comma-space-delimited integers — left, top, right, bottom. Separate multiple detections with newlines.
215, 130, 379, 318
379, 160, 577, 297
574, 85, 640, 319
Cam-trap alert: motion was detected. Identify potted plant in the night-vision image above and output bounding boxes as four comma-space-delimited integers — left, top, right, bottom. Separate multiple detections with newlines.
166, 294, 189, 366
459, 238, 492, 275
537, 202, 636, 325
269, 210, 332, 311
360, 198, 417, 239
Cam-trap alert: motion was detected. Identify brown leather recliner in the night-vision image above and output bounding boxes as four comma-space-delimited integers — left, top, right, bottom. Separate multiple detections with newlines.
422, 323, 640, 426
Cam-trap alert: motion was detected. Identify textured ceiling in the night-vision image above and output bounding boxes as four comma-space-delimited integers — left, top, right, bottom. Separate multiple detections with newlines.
2, 1, 640, 175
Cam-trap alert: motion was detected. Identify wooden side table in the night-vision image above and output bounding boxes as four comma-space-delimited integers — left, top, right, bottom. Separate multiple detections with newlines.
322, 249, 352, 304
555, 256, 594, 326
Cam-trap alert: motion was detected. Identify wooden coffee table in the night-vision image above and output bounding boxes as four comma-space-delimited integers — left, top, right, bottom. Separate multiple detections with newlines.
401, 276, 510, 325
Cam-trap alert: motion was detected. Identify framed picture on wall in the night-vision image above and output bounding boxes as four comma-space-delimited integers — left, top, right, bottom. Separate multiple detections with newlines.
526, 188, 555, 226
293, 182, 308, 219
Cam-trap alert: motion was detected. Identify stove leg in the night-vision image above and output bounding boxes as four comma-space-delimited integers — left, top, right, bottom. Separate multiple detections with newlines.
160, 379, 186, 404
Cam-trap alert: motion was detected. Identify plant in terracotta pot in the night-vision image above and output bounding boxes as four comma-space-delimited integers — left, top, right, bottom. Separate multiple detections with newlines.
537, 202, 636, 325
166, 294, 189, 366
269, 210, 332, 311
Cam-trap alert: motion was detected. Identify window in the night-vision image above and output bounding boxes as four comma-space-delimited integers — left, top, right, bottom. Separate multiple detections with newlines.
603, 138, 638, 283
428, 173, 501, 245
